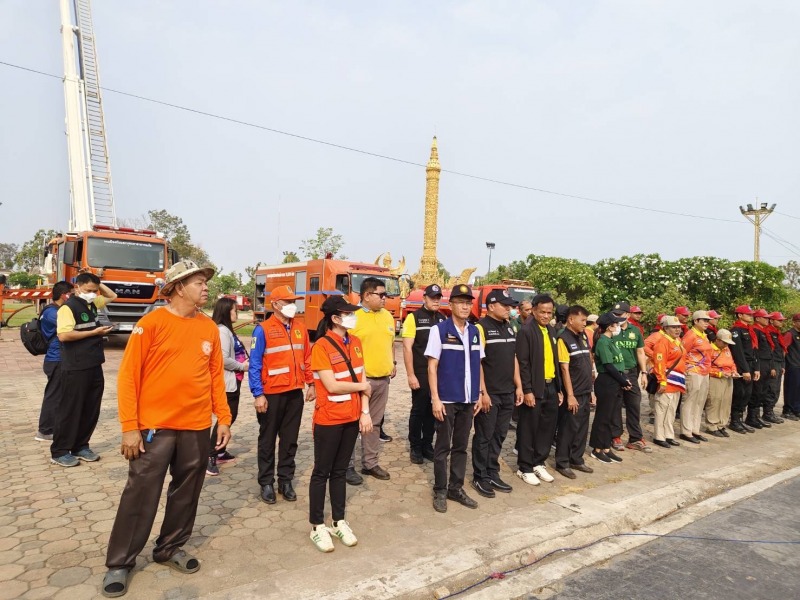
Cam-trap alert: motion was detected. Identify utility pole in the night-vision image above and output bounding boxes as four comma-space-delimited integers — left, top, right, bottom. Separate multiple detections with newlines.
486, 242, 496, 275
739, 201, 776, 262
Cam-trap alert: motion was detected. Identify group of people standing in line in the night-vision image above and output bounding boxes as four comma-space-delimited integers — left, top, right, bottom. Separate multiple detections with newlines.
31, 259, 800, 598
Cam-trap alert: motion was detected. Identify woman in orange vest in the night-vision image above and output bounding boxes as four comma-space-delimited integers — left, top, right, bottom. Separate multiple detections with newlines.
308, 296, 374, 553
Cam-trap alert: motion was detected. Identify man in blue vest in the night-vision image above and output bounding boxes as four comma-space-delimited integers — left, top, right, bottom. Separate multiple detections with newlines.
426, 284, 489, 513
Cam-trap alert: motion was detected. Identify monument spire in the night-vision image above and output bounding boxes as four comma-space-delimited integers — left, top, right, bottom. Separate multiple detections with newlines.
413, 137, 441, 287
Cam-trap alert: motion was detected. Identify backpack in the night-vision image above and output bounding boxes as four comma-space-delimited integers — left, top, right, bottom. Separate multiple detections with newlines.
20, 305, 57, 356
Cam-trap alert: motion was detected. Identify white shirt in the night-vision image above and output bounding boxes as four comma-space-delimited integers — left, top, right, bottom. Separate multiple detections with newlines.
425, 321, 485, 403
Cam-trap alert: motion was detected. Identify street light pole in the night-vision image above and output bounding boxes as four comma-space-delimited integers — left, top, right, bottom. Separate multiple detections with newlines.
486, 242, 496, 276
739, 201, 776, 262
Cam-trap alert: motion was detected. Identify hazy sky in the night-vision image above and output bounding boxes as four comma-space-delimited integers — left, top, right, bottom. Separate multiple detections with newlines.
1, 1, 799, 278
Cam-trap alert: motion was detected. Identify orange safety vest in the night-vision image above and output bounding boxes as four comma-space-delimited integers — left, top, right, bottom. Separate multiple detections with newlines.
259, 317, 312, 394
311, 332, 365, 426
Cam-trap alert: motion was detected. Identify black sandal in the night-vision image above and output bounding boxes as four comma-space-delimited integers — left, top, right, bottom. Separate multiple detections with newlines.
157, 550, 201, 574
101, 568, 130, 598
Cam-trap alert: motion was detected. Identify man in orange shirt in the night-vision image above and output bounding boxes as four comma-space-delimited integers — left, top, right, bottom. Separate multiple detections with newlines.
102, 260, 232, 598
705, 329, 738, 436
679, 310, 714, 444
650, 316, 686, 448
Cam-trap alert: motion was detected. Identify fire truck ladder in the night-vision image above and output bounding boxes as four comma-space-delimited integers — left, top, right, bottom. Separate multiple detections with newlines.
63, 0, 117, 229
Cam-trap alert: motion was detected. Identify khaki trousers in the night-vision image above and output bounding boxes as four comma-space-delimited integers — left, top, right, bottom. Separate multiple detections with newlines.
654, 391, 680, 441
681, 373, 709, 437
350, 376, 390, 470
705, 377, 733, 431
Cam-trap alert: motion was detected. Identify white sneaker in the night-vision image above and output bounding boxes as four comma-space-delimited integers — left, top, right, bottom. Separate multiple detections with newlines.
329, 520, 358, 547
310, 525, 334, 552
515, 469, 540, 486
532, 465, 554, 483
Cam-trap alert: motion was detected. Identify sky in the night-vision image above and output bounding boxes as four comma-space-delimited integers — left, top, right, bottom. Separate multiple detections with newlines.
1, 1, 799, 279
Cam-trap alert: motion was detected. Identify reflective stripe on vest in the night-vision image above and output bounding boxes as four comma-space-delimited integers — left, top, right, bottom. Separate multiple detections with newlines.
268, 366, 290, 376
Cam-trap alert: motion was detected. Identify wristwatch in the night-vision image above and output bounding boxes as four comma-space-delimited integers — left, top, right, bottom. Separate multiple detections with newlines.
362, 407, 370, 415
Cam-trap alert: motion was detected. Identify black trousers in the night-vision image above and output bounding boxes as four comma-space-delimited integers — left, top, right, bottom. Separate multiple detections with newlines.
611, 372, 643, 442
750, 369, 771, 412
472, 391, 514, 482
309, 420, 359, 525
555, 392, 591, 468
210, 382, 241, 456
434, 403, 474, 492
51, 365, 104, 458
256, 389, 304, 486
408, 384, 435, 452
732, 377, 753, 414
765, 372, 782, 411
39, 360, 63, 435
590, 374, 622, 450
516, 381, 559, 472
785, 367, 800, 415
106, 429, 210, 569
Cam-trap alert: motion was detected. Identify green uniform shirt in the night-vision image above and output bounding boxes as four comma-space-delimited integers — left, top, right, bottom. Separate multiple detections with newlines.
594, 335, 625, 374
614, 324, 644, 370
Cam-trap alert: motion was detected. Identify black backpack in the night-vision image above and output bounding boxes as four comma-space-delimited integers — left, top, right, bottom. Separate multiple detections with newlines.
20, 305, 57, 356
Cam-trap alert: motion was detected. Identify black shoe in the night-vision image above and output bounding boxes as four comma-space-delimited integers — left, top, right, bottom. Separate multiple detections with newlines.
361, 465, 391, 480
410, 449, 424, 465
729, 421, 748, 434
260, 484, 276, 504
763, 412, 783, 424
708, 430, 726, 438
470, 479, 495, 498
782, 412, 800, 421
433, 491, 447, 513
745, 417, 763, 429
345, 467, 363, 486
606, 450, 623, 463
719, 428, 730, 437
757, 417, 772, 428
278, 481, 297, 502
488, 477, 513, 493
422, 447, 435, 461
742, 422, 755, 432
680, 434, 700, 444
379, 430, 393, 442
447, 488, 478, 509
556, 467, 576, 479
693, 434, 708, 442
666, 438, 680, 447
653, 439, 671, 448
570, 463, 594, 473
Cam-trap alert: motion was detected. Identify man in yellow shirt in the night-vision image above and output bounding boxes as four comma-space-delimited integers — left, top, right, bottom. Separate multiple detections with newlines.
347, 277, 397, 484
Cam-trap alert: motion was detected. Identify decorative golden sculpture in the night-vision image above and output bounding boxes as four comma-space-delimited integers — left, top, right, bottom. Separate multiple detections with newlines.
411, 137, 475, 289
374, 252, 406, 277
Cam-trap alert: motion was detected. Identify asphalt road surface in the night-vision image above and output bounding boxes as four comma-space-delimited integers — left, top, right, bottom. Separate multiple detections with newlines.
541, 476, 800, 600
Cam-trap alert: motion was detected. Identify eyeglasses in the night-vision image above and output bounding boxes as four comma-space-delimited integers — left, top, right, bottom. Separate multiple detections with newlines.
369, 292, 387, 298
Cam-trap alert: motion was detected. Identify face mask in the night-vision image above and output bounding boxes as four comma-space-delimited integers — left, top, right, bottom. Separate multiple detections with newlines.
280, 304, 298, 319
340, 313, 357, 330
510, 309, 519, 319
612, 325, 622, 336
79, 292, 97, 303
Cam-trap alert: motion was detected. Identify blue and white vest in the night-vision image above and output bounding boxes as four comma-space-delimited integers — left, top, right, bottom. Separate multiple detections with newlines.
436, 318, 481, 403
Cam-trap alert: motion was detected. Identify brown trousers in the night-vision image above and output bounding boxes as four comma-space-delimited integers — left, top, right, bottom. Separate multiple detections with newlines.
106, 429, 210, 569
705, 377, 733, 431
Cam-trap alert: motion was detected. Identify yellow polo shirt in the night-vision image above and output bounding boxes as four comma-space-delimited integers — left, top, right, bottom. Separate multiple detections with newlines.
539, 325, 556, 379
351, 307, 395, 377
57, 296, 109, 333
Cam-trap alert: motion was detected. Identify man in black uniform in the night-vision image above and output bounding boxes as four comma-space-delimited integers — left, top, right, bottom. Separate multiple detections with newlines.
554, 305, 595, 479
729, 305, 759, 434
401, 284, 446, 464
763, 311, 786, 424
471, 290, 523, 497
749, 309, 775, 429
783, 314, 800, 420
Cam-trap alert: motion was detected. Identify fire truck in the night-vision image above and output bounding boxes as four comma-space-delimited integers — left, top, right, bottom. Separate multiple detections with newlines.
1, 1, 172, 331
401, 280, 535, 322
254, 258, 402, 339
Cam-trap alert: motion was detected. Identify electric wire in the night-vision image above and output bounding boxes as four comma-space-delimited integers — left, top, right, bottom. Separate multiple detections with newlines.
776, 211, 800, 221
438, 531, 800, 599
761, 227, 800, 259
0, 59, 753, 225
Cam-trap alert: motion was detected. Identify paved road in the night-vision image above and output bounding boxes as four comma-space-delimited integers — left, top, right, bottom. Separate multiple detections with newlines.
541, 476, 800, 600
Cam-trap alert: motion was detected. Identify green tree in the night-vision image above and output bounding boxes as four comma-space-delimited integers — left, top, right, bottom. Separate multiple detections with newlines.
8, 272, 41, 287
14, 229, 59, 272
781, 260, 800, 290
206, 270, 244, 308
0, 243, 18, 270
146, 209, 215, 269
282, 251, 300, 263
299, 227, 346, 260
528, 256, 601, 305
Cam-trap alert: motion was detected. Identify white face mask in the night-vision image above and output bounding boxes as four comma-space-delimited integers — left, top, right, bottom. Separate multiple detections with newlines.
280, 303, 298, 319
339, 313, 357, 330
510, 309, 519, 319
612, 325, 622, 336
78, 292, 97, 303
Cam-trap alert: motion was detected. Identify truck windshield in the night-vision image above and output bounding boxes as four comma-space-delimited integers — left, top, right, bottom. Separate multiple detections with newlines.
507, 287, 535, 303
349, 273, 401, 297
87, 238, 165, 271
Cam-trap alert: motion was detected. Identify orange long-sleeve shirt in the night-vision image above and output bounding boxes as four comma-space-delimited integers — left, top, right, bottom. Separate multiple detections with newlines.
683, 327, 713, 376
117, 307, 232, 433
708, 343, 738, 378
651, 331, 687, 392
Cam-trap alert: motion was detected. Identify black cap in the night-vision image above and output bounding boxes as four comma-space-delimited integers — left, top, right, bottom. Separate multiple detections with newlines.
423, 284, 443, 298
612, 300, 631, 314
450, 284, 475, 300
485, 289, 518, 307
321, 295, 361, 315
597, 311, 627, 328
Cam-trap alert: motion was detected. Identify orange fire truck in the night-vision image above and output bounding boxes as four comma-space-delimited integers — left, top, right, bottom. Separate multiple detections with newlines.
401, 280, 535, 322
254, 258, 402, 339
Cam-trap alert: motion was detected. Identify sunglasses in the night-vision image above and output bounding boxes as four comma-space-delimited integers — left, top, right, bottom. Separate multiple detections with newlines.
369, 292, 387, 298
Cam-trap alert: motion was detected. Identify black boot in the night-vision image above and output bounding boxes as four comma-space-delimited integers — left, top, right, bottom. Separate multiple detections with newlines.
745, 409, 763, 429
756, 408, 772, 428
729, 413, 748, 434
763, 409, 784, 424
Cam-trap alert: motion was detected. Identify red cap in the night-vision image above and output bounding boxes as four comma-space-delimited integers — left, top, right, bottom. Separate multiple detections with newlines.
630, 305, 643, 314
734, 305, 754, 315
656, 313, 665, 323
707, 310, 721, 319
269, 285, 301, 302
674, 306, 690, 316
769, 312, 786, 321
752, 308, 770, 318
